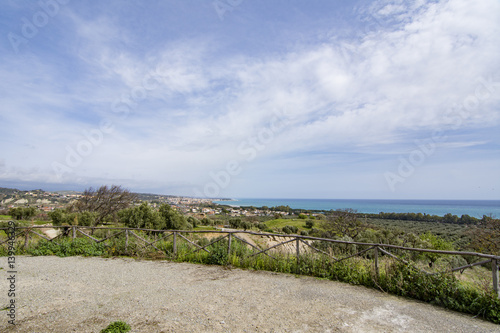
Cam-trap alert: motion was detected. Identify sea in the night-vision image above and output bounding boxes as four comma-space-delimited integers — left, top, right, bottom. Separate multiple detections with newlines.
212, 198, 500, 219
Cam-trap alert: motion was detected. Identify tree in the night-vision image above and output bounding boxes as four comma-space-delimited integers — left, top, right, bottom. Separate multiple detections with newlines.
119, 202, 162, 229
72, 185, 137, 226
228, 218, 242, 229
468, 216, 500, 255
322, 208, 365, 239
158, 203, 191, 230
9, 207, 37, 220
48, 209, 97, 226
187, 216, 198, 228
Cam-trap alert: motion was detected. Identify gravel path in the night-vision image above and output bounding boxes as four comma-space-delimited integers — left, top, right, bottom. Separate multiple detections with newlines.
1, 256, 499, 332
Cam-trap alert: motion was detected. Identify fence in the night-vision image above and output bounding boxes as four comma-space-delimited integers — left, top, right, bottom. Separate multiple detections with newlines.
1, 224, 499, 297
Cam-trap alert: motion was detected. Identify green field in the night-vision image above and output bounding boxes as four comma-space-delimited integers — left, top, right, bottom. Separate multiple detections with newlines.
264, 218, 311, 230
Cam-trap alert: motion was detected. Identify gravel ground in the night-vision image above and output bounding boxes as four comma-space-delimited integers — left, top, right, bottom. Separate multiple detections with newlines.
1, 256, 499, 333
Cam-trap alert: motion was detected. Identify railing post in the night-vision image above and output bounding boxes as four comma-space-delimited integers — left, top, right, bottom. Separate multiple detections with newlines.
24, 229, 29, 248
493, 259, 499, 298
296, 237, 300, 274
173, 232, 177, 256
374, 246, 379, 279
125, 229, 129, 252
227, 233, 232, 259
72, 226, 76, 240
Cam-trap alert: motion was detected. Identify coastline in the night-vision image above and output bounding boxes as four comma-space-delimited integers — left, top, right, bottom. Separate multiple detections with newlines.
212, 198, 500, 218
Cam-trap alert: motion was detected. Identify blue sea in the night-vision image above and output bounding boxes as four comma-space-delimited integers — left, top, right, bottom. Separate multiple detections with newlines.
213, 198, 500, 219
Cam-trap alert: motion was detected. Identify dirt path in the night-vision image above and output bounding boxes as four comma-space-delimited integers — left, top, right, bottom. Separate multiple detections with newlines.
1, 256, 499, 332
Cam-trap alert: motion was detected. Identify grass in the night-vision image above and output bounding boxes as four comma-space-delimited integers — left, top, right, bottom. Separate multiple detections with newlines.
265, 218, 310, 231
193, 226, 218, 231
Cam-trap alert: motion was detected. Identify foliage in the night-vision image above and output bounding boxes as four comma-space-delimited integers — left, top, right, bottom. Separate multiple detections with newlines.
118, 202, 163, 229
282, 225, 298, 234
8, 207, 37, 220
322, 209, 365, 239
158, 203, 191, 230
100, 321, 131, 333
366, 211, 479, 225
27, 238, 106, 257
187, 216, 198, 228
71, 185, 137, 225
200, 217, 212, 226
49, 209, 98, 226
257, 222, 267, 230
419, 232, 455, 262
228, 218, 242, 228
378, 261, 500, 323
206, 237, 229, 265
305, 220, 314, 228
119, 202, 191, 230
468, 216, 500, 255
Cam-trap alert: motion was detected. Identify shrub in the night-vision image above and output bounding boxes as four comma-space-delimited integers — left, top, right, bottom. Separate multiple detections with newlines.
207, 238, 229, 265
101, 321, 131, 333
27, 238, 106, 257
9, 207, 38, 220
282, 225, 298, 234
257, 223, 267, 230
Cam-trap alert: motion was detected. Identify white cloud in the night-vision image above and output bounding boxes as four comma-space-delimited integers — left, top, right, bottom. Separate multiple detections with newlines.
1, 0, 499, 198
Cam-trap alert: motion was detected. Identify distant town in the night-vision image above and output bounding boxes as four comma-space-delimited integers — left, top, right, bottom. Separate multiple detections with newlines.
0, 187, 291, 219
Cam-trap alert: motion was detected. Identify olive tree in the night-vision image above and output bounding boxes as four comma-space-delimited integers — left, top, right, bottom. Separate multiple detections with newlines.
72, 185, 137, 226
322, 208, 365, 239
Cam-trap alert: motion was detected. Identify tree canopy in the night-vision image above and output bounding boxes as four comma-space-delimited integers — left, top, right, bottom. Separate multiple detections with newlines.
119, 202, 192, 230
322, 208, 365, 239
71, 185, 137, 225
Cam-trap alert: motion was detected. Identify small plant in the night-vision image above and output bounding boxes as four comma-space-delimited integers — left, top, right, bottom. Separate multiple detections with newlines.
101, 320, 131, 333
282, 225, 298, 234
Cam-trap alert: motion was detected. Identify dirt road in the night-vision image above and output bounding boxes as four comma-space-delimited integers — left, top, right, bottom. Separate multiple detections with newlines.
1, 256, 499, 332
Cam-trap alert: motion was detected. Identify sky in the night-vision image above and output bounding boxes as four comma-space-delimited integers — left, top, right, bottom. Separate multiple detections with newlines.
0, 0, 499, 200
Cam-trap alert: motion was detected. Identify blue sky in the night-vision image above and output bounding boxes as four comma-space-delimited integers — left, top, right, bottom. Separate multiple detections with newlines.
0, 0, 499, 199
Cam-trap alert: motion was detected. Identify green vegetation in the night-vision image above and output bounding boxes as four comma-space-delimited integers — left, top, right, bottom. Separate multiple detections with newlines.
49, 209, 98, 226
100, 321, 131, 333
265, 218, 305, 230
119, 202, 192, 230
72, 185, 137, 225
9, 207, 37, 220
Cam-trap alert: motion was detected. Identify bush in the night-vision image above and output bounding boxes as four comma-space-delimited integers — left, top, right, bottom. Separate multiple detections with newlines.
229, 218, 242, 229
207, 238, 229, 265
49, 209, 97, 226
27, 238, 106, 257
101, 321, 131, 333
282, 225, 298, 234
305, 220, 314, 228
9, 207, 38, 220
257, 223, 267, 230
187, 216, 198, 228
